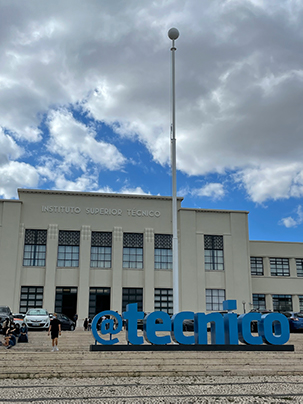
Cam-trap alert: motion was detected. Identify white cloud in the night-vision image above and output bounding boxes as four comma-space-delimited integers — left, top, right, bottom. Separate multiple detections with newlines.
0, 1, 303, 203
191, 183, 225, 200
0, 161, 39, 198
280, 205, 303, 228
47, 108, 126, 171
236, 164, 303, 203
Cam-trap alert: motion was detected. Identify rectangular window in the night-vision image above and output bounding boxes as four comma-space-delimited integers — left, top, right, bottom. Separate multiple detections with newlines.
272, 294, 292, 311
270, 258, 290, 276
123, 233, 143, 269
90, 232, 112, 268
299, 296, 303, 312
19, 286, 44, 313
204, 235, 224, 271
154, 288, 173, 315
154, 234, 172, 270
296, 259, 303, 277
250, 257, 264, 276
206, 289, 225, 311
252, 294, 266, 310
23, 229, 47, 266
57, 231, 80, 267
122, 288, 143, 313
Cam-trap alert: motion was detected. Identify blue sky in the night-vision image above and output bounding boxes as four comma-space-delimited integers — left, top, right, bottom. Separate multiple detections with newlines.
1, 0, 303, 242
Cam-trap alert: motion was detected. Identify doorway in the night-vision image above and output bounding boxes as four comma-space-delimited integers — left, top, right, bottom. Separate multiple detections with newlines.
55, 287, 78, 320
89, 287, 110, 318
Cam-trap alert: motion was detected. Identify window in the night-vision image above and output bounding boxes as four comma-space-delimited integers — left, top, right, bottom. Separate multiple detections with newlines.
91, 232, 112, 268
252, 294, 266, 310
299, 296, 303, 312
122, 288, 143, 313
296, 259, 303, 277
57, 231, 80, 267
250, 257, 264, 276
204, 235, 224, 271
154, 234, 172, 269
206, 289, 225, 311
272, 294, 292, 311
123, 233, 143, 269
19, 286, 43, 313
154, 289, 173, 315
270, 258, 290, 276
23, 229, 47, 266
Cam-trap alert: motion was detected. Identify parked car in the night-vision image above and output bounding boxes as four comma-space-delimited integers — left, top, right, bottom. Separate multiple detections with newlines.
24, 308, 50, 330
12, 313, 25, 326
0, 306, 13, 334
280, 312, 303, 332
54, 314, 75, 331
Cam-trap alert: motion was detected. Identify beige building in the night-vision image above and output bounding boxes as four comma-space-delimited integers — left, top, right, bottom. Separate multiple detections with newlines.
0, 189, 302, 321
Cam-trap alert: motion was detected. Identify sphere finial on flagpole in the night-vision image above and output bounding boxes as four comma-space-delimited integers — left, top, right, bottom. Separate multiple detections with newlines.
168, 28, 179, 40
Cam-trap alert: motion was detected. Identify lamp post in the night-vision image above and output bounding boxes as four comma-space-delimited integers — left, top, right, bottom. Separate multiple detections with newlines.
168, 28, 179, 314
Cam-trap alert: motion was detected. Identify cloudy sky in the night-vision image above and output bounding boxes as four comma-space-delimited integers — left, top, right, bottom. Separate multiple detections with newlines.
1, 0, 303, 242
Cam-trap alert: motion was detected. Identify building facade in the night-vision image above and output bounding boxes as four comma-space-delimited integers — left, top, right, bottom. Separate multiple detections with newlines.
0, 189, 302, 321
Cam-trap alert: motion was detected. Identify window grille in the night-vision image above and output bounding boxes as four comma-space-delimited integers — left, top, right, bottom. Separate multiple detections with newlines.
58, 231, 80, 267
23, 229, 47, 266
91, 232, 112, 268
19, 286, 44, 313
155, 234, 172, 270
270, 258, 290, 276
122, 288, 143, 312
296, 259, 303, 277
154, 288, 173, 315
204, 235, 224, 271
250, 257, 264, 276
123, 233, 143, 269
252, 294, 266, 310
272, 294, 292, 311
206, 289, 225, 311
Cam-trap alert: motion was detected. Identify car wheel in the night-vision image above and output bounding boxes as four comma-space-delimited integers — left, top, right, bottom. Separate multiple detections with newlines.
70, 324, 75, 331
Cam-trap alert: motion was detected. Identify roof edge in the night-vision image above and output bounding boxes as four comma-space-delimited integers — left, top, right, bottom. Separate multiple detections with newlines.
17, 188, 184, 202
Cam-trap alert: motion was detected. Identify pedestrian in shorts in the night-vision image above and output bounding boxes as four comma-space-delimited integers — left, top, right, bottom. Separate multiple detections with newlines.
48, 313, 61, 351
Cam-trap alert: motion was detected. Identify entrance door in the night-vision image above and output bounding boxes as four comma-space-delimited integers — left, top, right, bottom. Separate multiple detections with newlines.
55, 287, 78, 320
89, 288, 110, 318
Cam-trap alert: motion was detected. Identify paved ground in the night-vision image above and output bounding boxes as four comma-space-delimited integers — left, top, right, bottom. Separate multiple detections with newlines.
0, 329, 303, 403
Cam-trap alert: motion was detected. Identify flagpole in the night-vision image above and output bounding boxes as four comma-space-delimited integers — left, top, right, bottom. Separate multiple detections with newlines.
168, 28, 179, 314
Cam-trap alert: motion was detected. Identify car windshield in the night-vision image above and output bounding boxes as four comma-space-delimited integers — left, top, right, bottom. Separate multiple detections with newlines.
26, 309, 48, 316
0, 307, 9, 313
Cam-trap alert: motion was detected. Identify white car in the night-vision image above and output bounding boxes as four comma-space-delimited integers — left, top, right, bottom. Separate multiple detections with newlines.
24, 309, 50, 330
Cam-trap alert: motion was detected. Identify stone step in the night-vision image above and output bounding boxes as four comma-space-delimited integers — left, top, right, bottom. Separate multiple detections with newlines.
0, 330, 301, 379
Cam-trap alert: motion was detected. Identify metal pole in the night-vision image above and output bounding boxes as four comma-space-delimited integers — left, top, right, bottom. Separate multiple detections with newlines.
168, 28, 179, 314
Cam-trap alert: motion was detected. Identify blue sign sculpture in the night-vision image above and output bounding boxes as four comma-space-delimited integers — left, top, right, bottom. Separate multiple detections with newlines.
91, 300, 290, 346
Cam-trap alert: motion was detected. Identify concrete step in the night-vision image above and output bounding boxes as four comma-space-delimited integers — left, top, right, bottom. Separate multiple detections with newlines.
0, 330, 301, 379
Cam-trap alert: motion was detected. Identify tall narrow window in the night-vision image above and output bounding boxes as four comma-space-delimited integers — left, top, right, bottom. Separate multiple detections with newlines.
154, 234, 172, 269
154, 288, 173, 315
123, 233, 143, 269
270, 258, 290, 276
23, 229, 47, 267
296, 259, 303, 277
299, 296, 303, 311
204, 235, 224, 271
206, 289, 225, 311
250, 257, 264, 276
57, 231, 80, 267
252, 294, 266, 310
122, 288, 143, 312
91, 232, 112, 268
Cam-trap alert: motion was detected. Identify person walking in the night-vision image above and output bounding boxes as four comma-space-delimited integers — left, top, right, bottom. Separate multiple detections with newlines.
83, 318, 88, 331
48, 313, 61, 351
